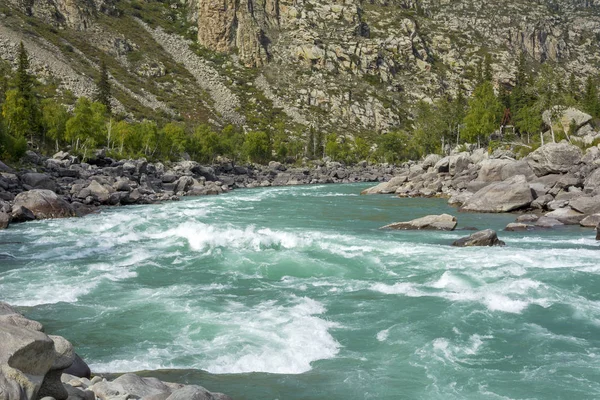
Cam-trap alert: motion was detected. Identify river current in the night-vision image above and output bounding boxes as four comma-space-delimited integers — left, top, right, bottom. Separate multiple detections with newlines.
1, 184, 599, 399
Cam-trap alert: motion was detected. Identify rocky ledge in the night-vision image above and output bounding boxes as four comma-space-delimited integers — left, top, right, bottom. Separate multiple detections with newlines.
0, 302, 231, 400
363, 141, 600, 237
0, 151, 400, 229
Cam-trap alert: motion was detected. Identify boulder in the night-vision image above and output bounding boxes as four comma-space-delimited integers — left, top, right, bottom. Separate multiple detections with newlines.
545, 207, 585, 225
476, 159, 512, 183
21, 173, 57, 192
527, 142, 582, 176
569, 195, 600, 215
0, 212, 8, 229
516, 214, 539, 223
461, 175, 533, 213
452, 229, 505, 247
422, 154, 442, 169
535, 216, 564, 228
166, 385, 232, 400
381, 214, 457, 231
580, 213, 600, 227
505, 223, 530, 231
13, 190, 74, 220
64, 354, 91, 379
0, 323, 56, 399
542, 107, 592, 133
98, 373, 172, 398
361, 175, 407, 195
597, 223, 600, 241
584, 168, 600, 190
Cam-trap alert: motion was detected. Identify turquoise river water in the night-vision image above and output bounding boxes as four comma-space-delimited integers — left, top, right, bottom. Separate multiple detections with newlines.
1, 183, 600, 399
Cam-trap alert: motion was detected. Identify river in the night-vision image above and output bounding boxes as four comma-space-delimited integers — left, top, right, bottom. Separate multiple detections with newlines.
1, 183, 599, 399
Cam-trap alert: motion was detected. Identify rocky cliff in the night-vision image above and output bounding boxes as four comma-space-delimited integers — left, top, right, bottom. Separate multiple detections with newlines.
1, 0, 600, 136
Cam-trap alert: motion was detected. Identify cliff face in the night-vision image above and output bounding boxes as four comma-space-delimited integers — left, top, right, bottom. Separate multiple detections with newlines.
7, 0, 115, 30
191, 0, 600, 132
1, 0, 600, 136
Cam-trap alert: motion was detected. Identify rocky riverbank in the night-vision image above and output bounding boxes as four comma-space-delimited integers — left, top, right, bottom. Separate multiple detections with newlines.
0, 151, 400, 229
0, 302, 232, 400
362, 141, 600, 236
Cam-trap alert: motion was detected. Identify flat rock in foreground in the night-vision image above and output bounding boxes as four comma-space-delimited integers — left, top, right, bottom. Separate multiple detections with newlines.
381, 214, 457, 231
452, 229, 506, 247
460, 175, 533, 213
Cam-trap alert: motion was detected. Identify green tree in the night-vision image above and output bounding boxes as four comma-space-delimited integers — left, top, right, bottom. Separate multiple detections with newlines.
463, 82, 503, 147
160, 122, 186, 160
95, 61, 112, 114
375, 131, 414, 163
243, 131, 271, 163
412, 100, 445, 156
41, 99, 69, 151
483, 53, 493, 82
7, 43, 39, 141
2, 89, 30, 139
65, 98, 106, 157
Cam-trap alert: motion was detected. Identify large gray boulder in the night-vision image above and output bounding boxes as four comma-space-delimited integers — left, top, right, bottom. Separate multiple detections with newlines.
580, 214, 600, 228
542, 107, 593, 132
0, 324, 56, 399
527, 143, 582, 176
20, 173, 56, 192
545, 207, 585, 225
461, 175, 533, 213
452, 229, 505, 247
569, 195, 600, 215
381, 214, 457, 231
78, 180, 112, 203
12, 189, 74, 220
584, 168, 600, 190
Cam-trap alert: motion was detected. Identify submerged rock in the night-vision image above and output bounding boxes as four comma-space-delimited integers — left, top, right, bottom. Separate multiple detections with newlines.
452, 229, 505, 247
381, 214, 457, 231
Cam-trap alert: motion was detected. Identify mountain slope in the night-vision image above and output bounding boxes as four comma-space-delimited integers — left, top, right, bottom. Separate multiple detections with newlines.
1, 0, 599, 137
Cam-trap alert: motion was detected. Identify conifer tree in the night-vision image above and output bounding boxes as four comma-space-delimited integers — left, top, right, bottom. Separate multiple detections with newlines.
95, 61, 112, 114
582, 76, 600, 118
463, 82, 503, 147
483, 53, 493, 82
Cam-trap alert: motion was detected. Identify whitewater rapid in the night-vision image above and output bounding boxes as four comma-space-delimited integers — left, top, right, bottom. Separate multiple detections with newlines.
1, 184, 599, 399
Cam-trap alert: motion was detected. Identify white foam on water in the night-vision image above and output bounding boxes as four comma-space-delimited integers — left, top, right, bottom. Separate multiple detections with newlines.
201, 296, 341, 374
153, 222, 310, 253
376, 328, 390, 342
6, 278, 100, 307
370, 275, 548, 314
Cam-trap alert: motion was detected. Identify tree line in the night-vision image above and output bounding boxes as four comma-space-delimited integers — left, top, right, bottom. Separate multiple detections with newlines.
2, 44, 599, 166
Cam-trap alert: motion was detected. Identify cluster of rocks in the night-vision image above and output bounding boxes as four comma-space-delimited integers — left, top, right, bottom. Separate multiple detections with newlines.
0, 302, 232, 400
0, 150, 396, 229
363, 141, 600, 238
380, 213, 505, 247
